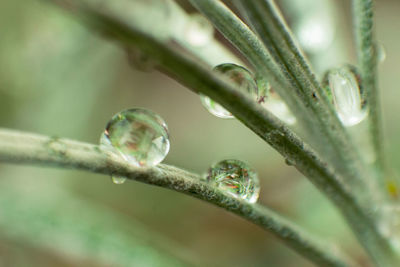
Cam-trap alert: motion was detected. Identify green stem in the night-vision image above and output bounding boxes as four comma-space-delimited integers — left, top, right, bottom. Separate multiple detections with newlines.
188, 0, 313, 136
233, 0, 373, 195
0, 128, 353, 267
45, 1, 399, 265
352, 0, 384, 177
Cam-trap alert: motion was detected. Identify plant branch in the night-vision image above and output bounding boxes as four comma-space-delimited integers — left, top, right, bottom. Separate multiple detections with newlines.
0, 128, 352, 267
352, 0, 384, 176
232, 0, 375, 196
43, 1, 399, 265
187, 0, 317, 140
41, 0, 397, 266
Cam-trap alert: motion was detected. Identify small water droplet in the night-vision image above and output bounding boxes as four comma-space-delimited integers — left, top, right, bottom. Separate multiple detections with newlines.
326, 66, 367, 126
376, 42, 386, 64
111, 176, 127, 185
124, 47, 155, 72
200, 95, 232, 118
100, 108, 170, 167
206, 159, 260, 203
285, 158, 295, 166
184, 13, 214, 47
378, 204, 400, 252
200, 63, 259, 119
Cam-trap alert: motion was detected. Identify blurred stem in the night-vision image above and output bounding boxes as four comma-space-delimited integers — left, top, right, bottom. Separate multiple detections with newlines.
352, 0, 384, 176
0, 128, 353, 267
44, 1, 399, 265
0, 186, 193, 267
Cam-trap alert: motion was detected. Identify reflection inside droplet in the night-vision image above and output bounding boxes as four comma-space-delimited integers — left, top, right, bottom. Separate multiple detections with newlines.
327, 66, 367, 126
206, 159, 260, 203
100, 108, 170, 167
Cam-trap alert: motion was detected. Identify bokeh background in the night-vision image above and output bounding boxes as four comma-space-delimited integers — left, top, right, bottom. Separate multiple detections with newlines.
0, 0, 399, 266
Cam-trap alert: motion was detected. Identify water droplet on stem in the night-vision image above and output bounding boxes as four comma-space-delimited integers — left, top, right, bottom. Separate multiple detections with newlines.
201, 63, 260, 119
111, 176, 127, 185
326, 66, 367, 126
206, 159, 260, 203
100, 108, 170, 167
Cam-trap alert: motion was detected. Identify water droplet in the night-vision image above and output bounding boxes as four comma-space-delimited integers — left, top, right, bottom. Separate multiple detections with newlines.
206, 159, 260, 203
261, 93, 297, 125
326, 66, 367, 126
184, 13, 214, 47
200, 63, 259, 119
378, 204, 400, 252
111, 176, 127, 185
285, 158, 295, 166
124, 47, 155, 72
100, 108, 170, 167
376, 42, 386, 64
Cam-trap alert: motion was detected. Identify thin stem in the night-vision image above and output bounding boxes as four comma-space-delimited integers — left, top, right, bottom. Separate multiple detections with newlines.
184, 1, 395, 263
188, 0, 315, 137
352, 0, 384, 176
0, 128, 352, 267
233, 0, 373, 195
44, 1, 399, 265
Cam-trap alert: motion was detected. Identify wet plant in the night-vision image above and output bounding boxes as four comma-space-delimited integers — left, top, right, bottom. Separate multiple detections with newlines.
0, 0, 398, 266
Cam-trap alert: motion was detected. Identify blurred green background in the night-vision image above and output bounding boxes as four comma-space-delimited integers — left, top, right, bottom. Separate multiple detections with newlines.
0, 0, 399, 266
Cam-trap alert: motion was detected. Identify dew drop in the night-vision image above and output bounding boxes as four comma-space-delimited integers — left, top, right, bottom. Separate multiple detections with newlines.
206, 159, 260, 203
124, 47, 155, 72
326, 66, 367, 126
378, 204, 400, 252
200, 63, 259, 119
100, 108, 170, 167
184, 13, 214, 47
285, 158, 295, 166
376, 43, 386, 64
111, 176, 127, 185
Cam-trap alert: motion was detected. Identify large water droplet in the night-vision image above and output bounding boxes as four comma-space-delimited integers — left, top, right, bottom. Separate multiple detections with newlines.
184, 14, 214, 47
100, 108, 170, 167
200, 63, 259, 119
327, 66, 367, 126
206, 159, 260, 203
111, 176, 127, 185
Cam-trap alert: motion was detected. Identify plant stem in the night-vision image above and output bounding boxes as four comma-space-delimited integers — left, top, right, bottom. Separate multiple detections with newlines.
233, 0, 374, 205
352, 0, 384, 177
188, 0, 313, 135
45, 1, 399, 265
0, 128, 353, 267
